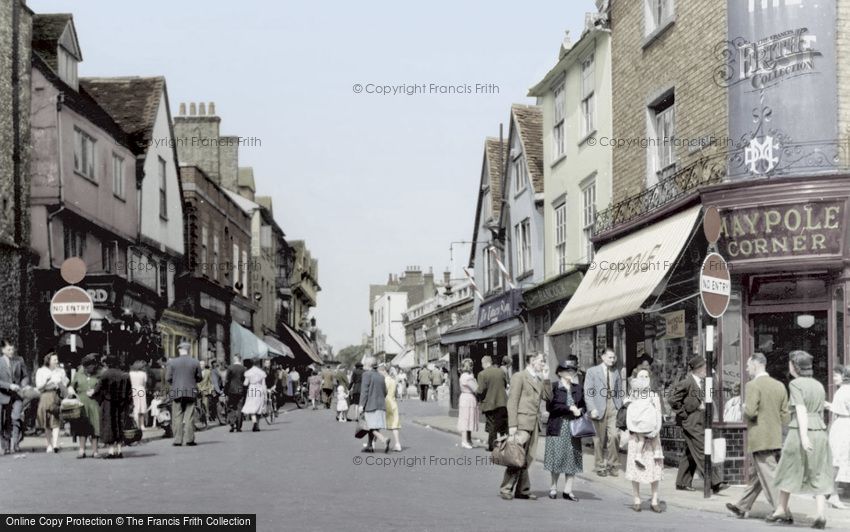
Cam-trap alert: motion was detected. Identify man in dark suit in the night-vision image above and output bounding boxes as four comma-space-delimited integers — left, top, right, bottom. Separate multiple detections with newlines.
584, 348, 623, 477
477, 355, 508, 452
0, 340, 29, 454
224, 355, 247, 432
418, 366, 431, 402
726, 352, 789, 518
349, 362, 364, 406
500, 353, 552, 500
670, 355, 728, 493
166, 342, 202, 446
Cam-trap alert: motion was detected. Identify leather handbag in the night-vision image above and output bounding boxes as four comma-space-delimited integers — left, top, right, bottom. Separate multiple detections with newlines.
354, 414, 370, 439
569, 413, 597, 439
491, 434, 526, 468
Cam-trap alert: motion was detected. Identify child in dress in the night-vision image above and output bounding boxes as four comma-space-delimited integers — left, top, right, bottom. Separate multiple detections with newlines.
336, 385, 349, 422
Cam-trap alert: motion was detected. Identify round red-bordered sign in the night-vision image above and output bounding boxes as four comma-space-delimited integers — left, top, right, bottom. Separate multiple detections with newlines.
50, 286, 93, 330
700, 252, 730, 318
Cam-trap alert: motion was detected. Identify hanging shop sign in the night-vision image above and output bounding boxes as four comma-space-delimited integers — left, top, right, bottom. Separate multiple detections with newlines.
660, 310, 686, 339
477, 289, 523, 328
717, 201, 843, 260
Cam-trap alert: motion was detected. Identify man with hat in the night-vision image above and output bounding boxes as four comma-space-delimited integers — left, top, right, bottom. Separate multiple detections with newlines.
166, 342, 202, 446
670, 354, 728, 493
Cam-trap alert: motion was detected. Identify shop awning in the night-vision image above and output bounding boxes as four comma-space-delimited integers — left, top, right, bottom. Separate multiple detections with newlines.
264, 334, 294, 359
390, 349, 416, 369
547, 205, 702, 335
440, 316, 525, 345
230, 322, 269, 360
279, 322, 323, 365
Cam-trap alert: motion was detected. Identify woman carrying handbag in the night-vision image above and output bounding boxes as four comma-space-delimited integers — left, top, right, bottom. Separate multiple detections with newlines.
543, 359, 587, 501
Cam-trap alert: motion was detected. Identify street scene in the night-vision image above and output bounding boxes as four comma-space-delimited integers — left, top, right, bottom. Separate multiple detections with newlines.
2, 0, 850, 531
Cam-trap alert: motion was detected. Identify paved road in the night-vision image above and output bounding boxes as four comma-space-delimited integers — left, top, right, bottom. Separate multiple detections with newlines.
2, 400, 782, 532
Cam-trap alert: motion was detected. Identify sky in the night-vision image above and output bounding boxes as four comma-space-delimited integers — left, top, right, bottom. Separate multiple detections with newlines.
29, 0, 596, 351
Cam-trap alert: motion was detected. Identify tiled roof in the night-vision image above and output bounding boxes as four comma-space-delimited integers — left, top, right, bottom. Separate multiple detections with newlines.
484, 137, 505, 218
32, 13, 72, 71
511, 104, 544, 193
79, 77, 165, 155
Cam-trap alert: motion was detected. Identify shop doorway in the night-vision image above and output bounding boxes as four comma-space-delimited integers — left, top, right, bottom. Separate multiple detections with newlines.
749, 310, 829, 388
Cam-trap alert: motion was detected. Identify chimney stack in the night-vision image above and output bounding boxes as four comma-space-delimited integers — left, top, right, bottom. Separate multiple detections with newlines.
443, 270, 451, 286
209, 102, 216, 115
179, 102, 186, 115
189, 102, 196, 115
199, 102, 206, 115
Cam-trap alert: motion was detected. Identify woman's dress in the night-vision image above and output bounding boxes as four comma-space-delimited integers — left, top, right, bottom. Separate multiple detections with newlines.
241, 367, 268, 415
69, 369, 100, 438
456, 373, 479, 432
93, 368, 132, 445
385, 377, 400, 429
129, 370, 147, 419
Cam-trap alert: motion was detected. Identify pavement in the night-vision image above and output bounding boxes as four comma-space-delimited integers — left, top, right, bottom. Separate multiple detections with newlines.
412, 407, 850, 529
2, 399, 847, 531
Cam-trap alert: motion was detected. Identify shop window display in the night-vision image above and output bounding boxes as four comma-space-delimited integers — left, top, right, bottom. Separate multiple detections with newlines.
720, 291, 743, 423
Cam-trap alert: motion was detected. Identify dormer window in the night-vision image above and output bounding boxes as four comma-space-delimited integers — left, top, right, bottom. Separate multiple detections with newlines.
57, 46, 78, 90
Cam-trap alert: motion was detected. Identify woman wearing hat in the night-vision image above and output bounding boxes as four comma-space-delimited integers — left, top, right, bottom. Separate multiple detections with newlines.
769, 351, 833, 528
825, 364, 850, 509
67, 354, 101, 458
89, 355, 132, 459
543, 359, 585, 501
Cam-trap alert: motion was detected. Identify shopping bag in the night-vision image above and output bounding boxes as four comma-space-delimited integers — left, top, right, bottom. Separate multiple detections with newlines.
354, 415, 370, 439
491, 434, 526, 468
569, 413, 597, 439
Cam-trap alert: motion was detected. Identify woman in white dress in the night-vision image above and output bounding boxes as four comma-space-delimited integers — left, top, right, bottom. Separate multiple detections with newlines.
129, 360, 148, 430
456, 359, 479, 449
241, 358, 267, 432
35, 353, 69, 453
826, 365, 850, 509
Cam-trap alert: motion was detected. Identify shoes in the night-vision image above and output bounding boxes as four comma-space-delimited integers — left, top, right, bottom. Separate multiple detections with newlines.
2, 449, 10, 455
172, 443, 182, 447
115, 452, 123, 459
563, 493, 579, 502
764, 512, 794, 524
515, 493, 537, 500
499, 493, 514, 500
385, 440, 391, 454
632, 503, 642, 512
812, 517, 826, 529
827, 498, 848, 509
76, 453, 86, 459
392, 446, 402, 452
607, 468, 619, 477
676, 485, 695, 491
650, 503, 662, 513
548, 490, 557, 500
53, 447, 59, 454
712, 483, 730, 494
596, 470, 608, 477
461, 442, 473, 449
186, 442, 197, 447
252, 425, 260, 432
361, 447, 374, 453
236, 428, 242, 432
229, 427, 235, 433
46, 446, 53, 453
726, 503, 746, 518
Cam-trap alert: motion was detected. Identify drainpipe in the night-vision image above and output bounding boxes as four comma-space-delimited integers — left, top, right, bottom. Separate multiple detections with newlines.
47, 91, 66, 269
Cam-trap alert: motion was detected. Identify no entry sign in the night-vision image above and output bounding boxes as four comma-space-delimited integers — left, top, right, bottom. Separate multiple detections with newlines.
50, 286, 93, 330
700, 253, 731, 318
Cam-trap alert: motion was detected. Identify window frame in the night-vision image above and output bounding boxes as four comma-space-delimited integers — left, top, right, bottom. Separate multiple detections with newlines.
73, 127, 96, 181
554, 200, 567, 274
580, 52, 596, 138
647, 90, 676, 187
581, 180, 597, 262
512, 154, 528, 195
644, 0, 674, 37
514, 218, 532, 276
552, 84, 566, 161
111, 153, 125, 200
158, 156, 168, 220
63, 225, 86, 260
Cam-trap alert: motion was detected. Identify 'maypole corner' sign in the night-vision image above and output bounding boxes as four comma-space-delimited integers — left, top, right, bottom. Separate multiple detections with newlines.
700, 253, 731, 318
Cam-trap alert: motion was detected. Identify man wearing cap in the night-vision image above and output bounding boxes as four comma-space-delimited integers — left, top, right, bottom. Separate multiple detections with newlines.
477, 355, 508, 452
166, 342, 202, 446
584, 348, 623, 477
670, 355, 728, 493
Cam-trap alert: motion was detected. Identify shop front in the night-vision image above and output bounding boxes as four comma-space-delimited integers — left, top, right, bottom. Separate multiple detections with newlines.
523, 269, 583, 364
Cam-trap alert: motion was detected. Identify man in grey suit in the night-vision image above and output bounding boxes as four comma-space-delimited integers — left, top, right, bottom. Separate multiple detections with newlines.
166, 342, 202, 446
584, 348, 623, 477
500, 353, 552, 500
727, 353, 790, 518
477, 356, 508, 452
0, 340, 29, 454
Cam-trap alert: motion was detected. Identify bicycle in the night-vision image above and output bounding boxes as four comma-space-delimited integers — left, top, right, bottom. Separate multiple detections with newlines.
263, 389, 277, 425
193, 398, 208, 432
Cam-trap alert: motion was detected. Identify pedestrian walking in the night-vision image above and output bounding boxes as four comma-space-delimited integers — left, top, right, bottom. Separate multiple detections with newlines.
35, 352, 68, 453
241, 358, 267, 432
430, 365, 444, 401
396, 370, 407, 400
334, 365, 349, 392
457, 358, 479, 449
321, 367, 335, 409
68, 354, 101, 459
379, 364, 401, 451
418, 365, 431, 402
129, 360, 148, 431
584, 348, 623, 477
308, 370, 322, 410
335, 384, 349, 422
624, 369, 664, 512
499, 353, 552, 500
544, 359, 585, 502
89, 355, 132, 459
670, 355, 727, 493
197, 360, 214, 423
825, 365, 850, 509
225, 356, 247, 433
0, 339, 29, 455
726, 353, 789, 519
359, 357, 390, 453
167, 342, 202, 446
477, 355, 508, 452
768, 351, 834, 528
350, 362, 364, 406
